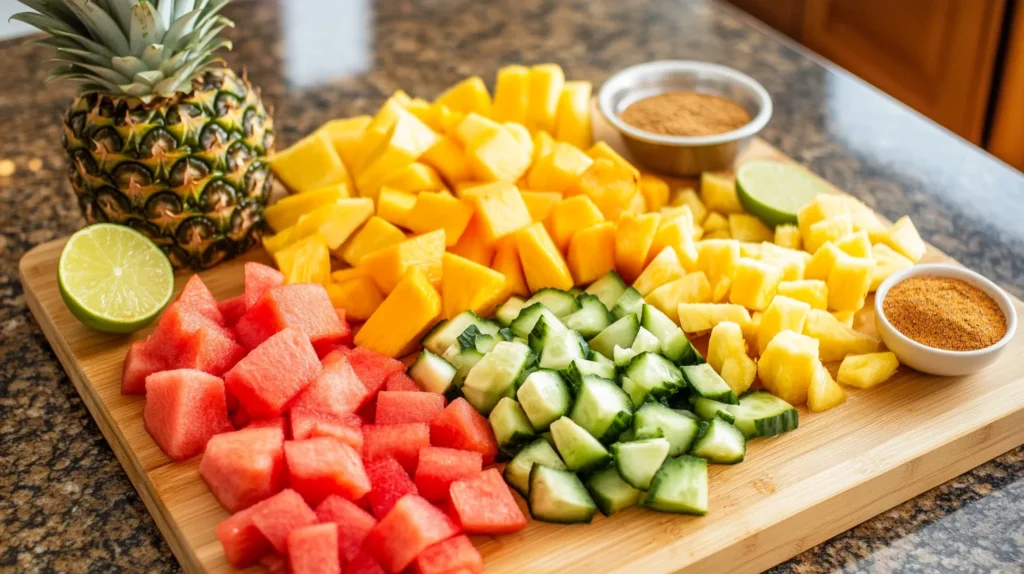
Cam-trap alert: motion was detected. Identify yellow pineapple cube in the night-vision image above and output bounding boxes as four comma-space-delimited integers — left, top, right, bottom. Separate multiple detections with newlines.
797, 194, 850, 239
330, 266, 368, 284
319, 115, 372, 173
492, 236, 530, 298
406, 98, 443, 133
615, 212, 662, 283
503, 122, 534, 159
464, 182, 533, 244
728, 214, 773, 243
441, 253, 507, 319
452, 181, 487, 198
350, 97, 407, 174
262, 229, 294, 254
405, 192, 474, 246
696, 238, 741, 294
449, 215, 495, 266
881, 216, 926, 262
340, 216, 407, 267
702, 229, 730, 240
625, 188, 647, 215
648, 272, 712, 322
802, 309, 879, 362
520, 191, 562, 223
759, 247, 808, 282
531, 129, 556, 165
742, 311, 762, 350
382, 162, 447, 192
526, 141, 593, 193
359, 229, 446, 294
526, 64, 565, 134
837, 352, 899, 389
435, 76, 492, 116
757, 295, 812, 354
491, 65, 530, 124
357, 108, 440, 200
729, 258, 783, 311
287, 198, 374, 250
827, 254, 873, 311
275, 233, 331, 285
263, 184, 349, 231
711, 275, 732, 302
703, 211, 729, 232
355, 267, 442, 358
326, 277, 384, 322
707, 321, 757, 395
568, 222, 616, 286
739, 242, 763, 259
844, 197, 887, 239
516, 222, 574, 291
805, 241, 843, 281
576, 159, 640, 220
660, 205, 704, 240
650, 210, 699, 269
757, 330, 820, 405
639, 173, 670, 212
633, 247, 685, 296
466, 126, 532, 183
832, 310, 856, 328
377, 188, 418, 228
555, 81, 593, 150
547, 195, 605, 252
677, 303, 751, 333
420, 136, 473, 186
700, 172, 744, 214
834, 230, 872, 258
585, 141, 640, 180
671, 188, 708, 224
777, 279, 828, 310
774, 224, 802, 250
270, 130, 351, 193
804, 214, 854, 254
870, 243, 914, 291
807, 365, 846, 413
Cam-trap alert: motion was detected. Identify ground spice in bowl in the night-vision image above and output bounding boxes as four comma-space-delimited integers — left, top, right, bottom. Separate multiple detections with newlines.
882, 276, 1008, 351
620, 91, 752, 137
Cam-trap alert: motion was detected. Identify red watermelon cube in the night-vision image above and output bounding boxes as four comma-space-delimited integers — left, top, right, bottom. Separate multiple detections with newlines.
291, 352, 370, 417
364, 457, 419, 518
217, 295, 247, 328
216, 503, 273, 568
347, 347, 405, 398
376, 392, 445, 425
143, 369, 232, 460
121, 340, 162, 394
199, 426, 286, 512
248, 417, 287, 433
245, 262, 285, 310
413, 535, 483, 574
358, 399, 377, 425
290, 410, 363, 453
285, 437, 371, 506
363, 423, 430, 474
224, 328, 321, 419
385, 371, 420, 392
449, 468, 527, 534
175, 274, 224, 325
348, 549, 387, 574
363, 494, 460, 573
414, 447, 483, 503
235, 284, 348, 352
251, 488, 317, 553
287, 523, 341, 574
314, 495, 377, 562
260, 554, 288, 574
146, 304, 245, 376
230, 406, 251, 430
430, 398, 498, 466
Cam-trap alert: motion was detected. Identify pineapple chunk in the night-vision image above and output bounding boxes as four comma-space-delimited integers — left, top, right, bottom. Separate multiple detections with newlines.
633, 247, 685, 296
382, 162, 447, 192
351, 98, 406, 174
827, 254, 873, 311
807, 365, 846, 413
739, 242, 763, 259
492, 236, 530, 298
555, 81, 593, 150
837, 352, 899, 389
650, 206, 699, 269
870, 243, 914, 291
355, 267, 442, 358
331, 267, 368, 284
466, 125, 532, 182
441, 253, 507, 319
516, 222, 574, 291
288, 198, 374, 250
804, 215, 854, 254
834, 230, 872, 258
357, 108, 440, 199
832, 310, 856, 328
405, 192, 474, 246
615, 212, 662, 282
503, 122, 534, 160
707, 321, 757, 395
406, 98, 443, 133
359, 229, 446, 294
526, 141, 593, 192
435, 76, 492, 116
263, 184, 349, 231
696, 239, 741, 294
757, 330, 820, 405
585, 141, 640, 180
711, 276, 732, 303
649, 272, 712, 321
703, 211, 729, 232
881, 216, 927, 262
270, 130, 351, 193
449, 215, 495, 266
492, 65, 530, 124
774, 224, 802, 250
760, 254, 806, 282
340, 216, 407, 267
275, 233, 331, 285
805, 241, 843, 281
568, 222, 616, 286
319, 116, 372, 172
547, 195, 605, 252
421, 136, 473, 186
639, 173, 671, 212
728, 214, 773, 243
526, 64, 565, 134
797, 194, 851, 239
777, 279, 828, 310
626, 189, 648, 215
742, 311, 762, 350
532, 129, 556, 164
700, 172, 744, 214
377, 188, 418, 228
677, 303, 751, 333
802, 309, 879, 362
757, 295, 812, 354
703, 229, 731, 240
453, 181, 487, 197
454, 113, 504, 150
729, 258, 783, 311
520, 191, 562, 222
464, 182, 533, 244
574, 158, 640, 221
672, 188, 708, 224
326, 277, 384, 322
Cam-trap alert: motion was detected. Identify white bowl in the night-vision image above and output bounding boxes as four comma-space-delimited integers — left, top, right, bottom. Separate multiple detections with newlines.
874, 264, 1018, 376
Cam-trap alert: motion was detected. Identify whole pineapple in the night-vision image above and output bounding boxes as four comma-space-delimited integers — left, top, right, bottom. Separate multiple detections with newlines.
16, 0, 275, 269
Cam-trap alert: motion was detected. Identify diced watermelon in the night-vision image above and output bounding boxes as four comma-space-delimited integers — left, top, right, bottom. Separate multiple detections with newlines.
251, 489, 317, 553
143, 369, 232, 460
376, 391, 445, 425
216, 503, 273, 568
235, 284, 348, 352
248, 417, 287, 433
315, 341, 351, 360
199, 426, 286, 512
175, 274, 224, 325
358, 399, 377, 425
285, 437, 371, 506
290, 410, 363, 453
230, 406, 251, 430
449, 468, 527, 534
245, 262, 285, 310
146, 304, 245, 376
364, 457, 419, 518
314, 495, 377, 562
413, 447, 483, 503
347, 347, 405, 398
385, 371, 420, 392
260, 554, 289, 574
287, 523, 341, 574
217, 295, 247, 328
121, 340, 162, 394
291, 353, 370, 417
224, 328, 321, 418
363, 423, 430, 474
348, 549, 387, 574
363, 494, 461, 573
413, 535, 483, 574
430, 398, 498, 466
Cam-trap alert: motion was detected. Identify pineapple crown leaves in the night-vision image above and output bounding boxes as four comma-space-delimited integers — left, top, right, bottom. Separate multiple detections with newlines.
13, 0, 236, 103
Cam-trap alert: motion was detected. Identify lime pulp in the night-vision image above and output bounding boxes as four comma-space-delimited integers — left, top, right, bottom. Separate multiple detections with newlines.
735, 160, 830, 227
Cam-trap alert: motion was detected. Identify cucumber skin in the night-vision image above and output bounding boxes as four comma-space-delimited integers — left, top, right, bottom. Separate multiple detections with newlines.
643, 455, 709, 516
585, 467, 642, 516
503, 439, 567, 496
528, 465, 597, 524
689, 418, 746, 464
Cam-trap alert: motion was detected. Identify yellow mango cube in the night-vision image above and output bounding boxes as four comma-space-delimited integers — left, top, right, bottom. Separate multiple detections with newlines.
526, 64, 565, 134
382, 162, 447, 192
805, 241, 843, 281
707, 321, 757, 395
774, 223, 801, 250
650, 211, 699, 269
454, 113, 502, 148
615, 212, 661, 283
696, 238, 741, 290
729, 258, 783, 311
797, 194, 851, 239
330, 266, 368, 284
835, 230, 872, 258
881, 216, 926, 262
355, 267, 442, 358
340, 216, 407, 267
406, 192, 474, 246
492, 65, 530, 124
464, 182, 533, 244
526, 141, 593, 193
359, 229, 446, 294
757, 330, 820, 405
319, 115, 372, 172
803, 309, 879, 362
777, 279, 828, 310
275, 233, 331, 285
547, 195, 605, 252
804, 215, 854, 254
286, 198, 374, 250
728, 214, 773, 243
357, 109, 440, 199
406, 98, 443, 133
568, 222, 616, 286
700, 172, 744, 214
262, 228, 294, 254
531, 129, 556, 165
574, 158, 640, 221
263, 184, 349, 231
677, 303, 751, 333
757, 295, 812, 354
467, 126, 532, 183
807, 365, 846, 413
435, 76, 492, 116
648, 272, 712, 322
520, 191, 562, 222
377, 187, 417, 228
270, 130, 350, 193
555, 81, 593, 149
504, 122, 534, 159
449, 215, 495, 266
326, 276, 384, 322
421, 136, 473, 186
493, 236, 530, 298
585, 141, 640, 180
633, 247, 685, 297
870, 243, 914, 291
441, 253, 508, 319
827, 254, 873, 311
837, 352, 899, 389
516, 222, 574, 291
672, 188, 708, 224
638, 173, 670, 212
349, 99, 405, 174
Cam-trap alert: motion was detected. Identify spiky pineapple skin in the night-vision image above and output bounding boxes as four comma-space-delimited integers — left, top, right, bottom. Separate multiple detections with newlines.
62, 68, 275, 270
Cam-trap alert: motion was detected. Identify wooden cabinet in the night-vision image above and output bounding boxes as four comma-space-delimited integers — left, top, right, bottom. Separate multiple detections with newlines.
988, 3, 1024, 171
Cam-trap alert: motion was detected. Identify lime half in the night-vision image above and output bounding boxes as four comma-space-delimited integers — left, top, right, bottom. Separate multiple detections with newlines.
736, 160, 830, 227
58, 224, 174, 333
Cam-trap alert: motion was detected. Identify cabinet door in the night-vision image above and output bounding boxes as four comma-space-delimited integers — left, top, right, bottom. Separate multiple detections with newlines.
988, 2, 1024, 171
801, 0, 1005, 144
726, 0, 804, 39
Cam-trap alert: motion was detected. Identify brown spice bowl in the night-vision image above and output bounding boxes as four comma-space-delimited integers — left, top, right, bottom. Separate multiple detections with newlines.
874, 264, 1018, 376
597, 60, 772, 176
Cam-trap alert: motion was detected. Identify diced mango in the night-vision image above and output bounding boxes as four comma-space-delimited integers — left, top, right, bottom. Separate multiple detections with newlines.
728, 214, 773, 243
464, 182, 533, 244
492, 65, 530, 124
615, 212, 661, 283
520, 191, 562, 223
827, 254, 873, 311
434, 104, 465, 135
837, 352, 899, 389
359, 229, 446, 294
435, 76, 492, 116
568, 222, 617, 286
633, 247, 685, 297
585, 141, 640, 180
357, 108, 440, 199
807, 365, 846, 413
870, 243, 914, 291
441, 252, 508, 319
319, 116, 372, 173
774, 223, 801, 250
531, 130, 556, 165
797, 194, 851, 240
504, 122, 534, 159
677, 303, 751, 333
450, 215, 495, 266
758, 330, 820, 405
467, 126, 532, 183
834, 230, 871, 258
326, 277, 384, 322
805, 241, 843, 281
377, 188, 417, 229
555, 81, 593, 149
270, 130, 350, 193
274, 233, 331, 285
263, 184, 349, 231
350, 99, 406, 174
803, 309, 879, 362
648, 272, 712, 322
757, 295, 812, 354
382, 162, 447, 192
881, 216, 926, 262
696, 239, 741, 293
493, 236, 530, 298
626, 190, 648, 215
575, 158, 639, 221
650, 209, 699, 269
421, 136, 473, 186
406, 98, 443, 133
285, 198, 374, 250
805, 215, 854, 254
405, 192, 474, 246
728, 258, 782, 311
638, 173, 670, 212
526, 141, 593, 193
547, 195, 605, 252
454, 113, 503, 148
340, 216, 407, 267
355, 267, 442, 358
672, 188, 708, 224
516, 222, 574, 291
331, 267, 368, 284
526, 64, 565, 134
707, 321, 757, 395
703, 212, 729, 232
777, 279, 828, 310
700, 172, 744, 214
262, 228, 294, 254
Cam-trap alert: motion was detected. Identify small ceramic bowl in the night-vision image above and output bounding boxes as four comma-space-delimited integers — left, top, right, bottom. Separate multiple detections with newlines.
874, 264, 1018, 376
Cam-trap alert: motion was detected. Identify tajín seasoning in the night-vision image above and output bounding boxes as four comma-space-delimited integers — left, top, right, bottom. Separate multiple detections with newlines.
621, 91, 751, 137
883, 276, 1007, 351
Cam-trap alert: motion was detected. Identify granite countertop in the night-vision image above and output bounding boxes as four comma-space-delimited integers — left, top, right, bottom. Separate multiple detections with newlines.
2, 0, 1023, 572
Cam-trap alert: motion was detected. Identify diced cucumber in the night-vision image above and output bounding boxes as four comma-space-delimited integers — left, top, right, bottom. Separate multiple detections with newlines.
682, 364, 738, 404
564, 358, 617, 392
632, 402, 700, 457
622, 352, 685, 406
407, 350, 456, 395
585, 271, 628, 312
549, 417, 612, 472
462, 341, 533, 415
612, 437, 671, 490
504, 439, 567, 496
613, 344, 639, 368
529, 316, 588, 371
495, 296, 528, 326
692, 397, 737, 424
631, 326, 661, 354
442, 344, 483, 388
563, 294, 613, 338
526, 288, 581, 318
474, 334, 499, 353
733, 391, 799, 438
569, 376, 634, 443
569, 287, 583, 296
497, 327, 515, 341
585, 467, 641, 516
455, 325, 482, 352
540, 431, 556, 449
643, 455, 708, 515
689, 417, 746, 464
589, 349, 615, 367
422, 311, 499, 354
588, 314, 640, 360
509, 302, 562, 339
640, 304, 702, 365
611, 286, 644, 320
516, 370, 572, 432
489, 397, 536, 456
529, 465, 597, 524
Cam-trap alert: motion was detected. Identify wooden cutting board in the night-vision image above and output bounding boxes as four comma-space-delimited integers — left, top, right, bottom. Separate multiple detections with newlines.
19, 135, 1024, 574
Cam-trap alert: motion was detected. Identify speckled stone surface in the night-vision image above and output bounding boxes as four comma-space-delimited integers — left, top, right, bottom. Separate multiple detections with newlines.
1, 0, 1023, 572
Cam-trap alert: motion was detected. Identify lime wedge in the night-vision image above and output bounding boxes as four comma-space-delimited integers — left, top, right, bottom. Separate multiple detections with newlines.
58, 224, 174, 333
736, 160, 830, 227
